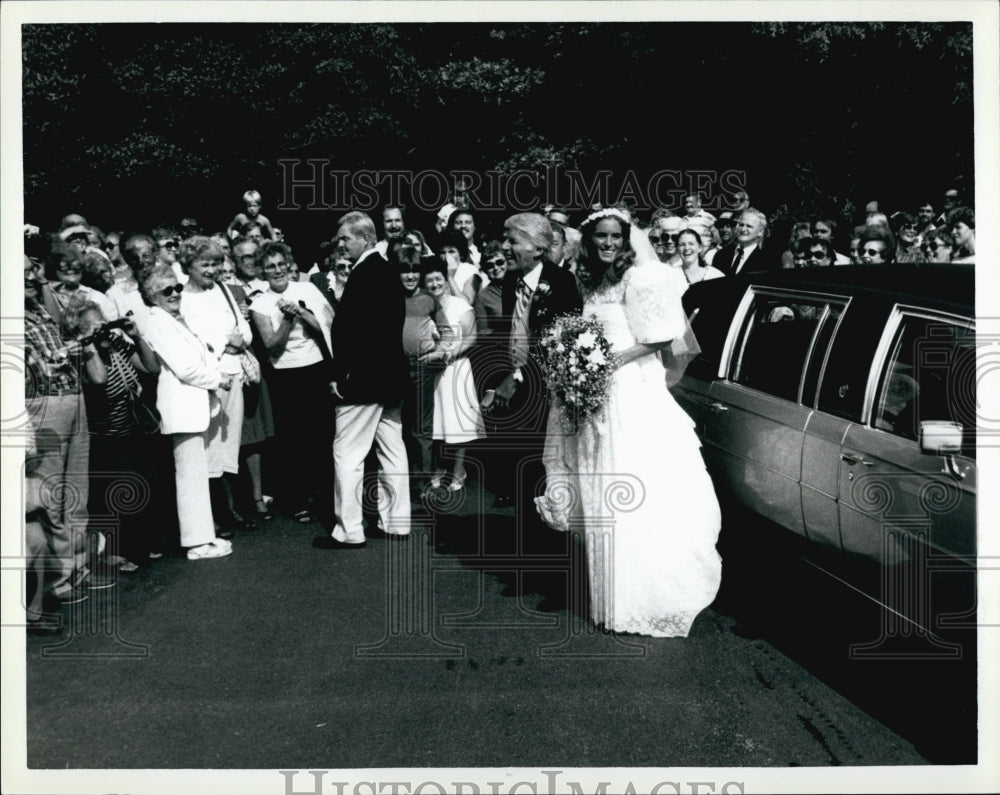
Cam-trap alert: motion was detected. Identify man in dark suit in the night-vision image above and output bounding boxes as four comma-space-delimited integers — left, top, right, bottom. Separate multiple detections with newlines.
712, 207, 775, 276
490, 213, 581, 540
313, 211, 411, 549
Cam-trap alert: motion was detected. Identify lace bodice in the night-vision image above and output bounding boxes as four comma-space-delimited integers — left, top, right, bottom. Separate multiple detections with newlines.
582, 261, 687, 353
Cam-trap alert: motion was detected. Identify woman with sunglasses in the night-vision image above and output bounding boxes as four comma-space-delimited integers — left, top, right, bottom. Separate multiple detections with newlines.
920, 228, 954, 264
140, 264, 235, 560
309, 248, 353, 313
892, 213, 925, 264
647, 214, 685, 265
47, 242, 118, 322
251, 241, 335, 524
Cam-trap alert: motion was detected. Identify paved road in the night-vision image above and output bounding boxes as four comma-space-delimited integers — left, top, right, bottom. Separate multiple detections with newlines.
23, 478, 975, 775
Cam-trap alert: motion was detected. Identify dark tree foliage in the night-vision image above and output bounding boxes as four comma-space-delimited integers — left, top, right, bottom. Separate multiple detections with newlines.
23, 21, 972, 249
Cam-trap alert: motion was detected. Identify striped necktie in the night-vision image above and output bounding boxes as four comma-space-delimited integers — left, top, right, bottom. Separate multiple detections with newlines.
510, 278, 533, 369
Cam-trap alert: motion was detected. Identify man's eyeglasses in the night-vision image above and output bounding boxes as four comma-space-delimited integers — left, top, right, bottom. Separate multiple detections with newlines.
156, 284, 184, 297
806, 251, 829, 260
485, 258, 506, 269
649, 233, 680, 245
159, 240, 179, 250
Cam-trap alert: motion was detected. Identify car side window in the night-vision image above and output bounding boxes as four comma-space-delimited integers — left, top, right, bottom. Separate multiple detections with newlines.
729, 292, 844, 404
872, 313, 976, 456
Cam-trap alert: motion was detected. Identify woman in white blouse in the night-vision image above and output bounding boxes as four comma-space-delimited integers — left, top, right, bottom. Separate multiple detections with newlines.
250, 241, 335, 524
179, 236, 254, 537
140, 265, 234, 560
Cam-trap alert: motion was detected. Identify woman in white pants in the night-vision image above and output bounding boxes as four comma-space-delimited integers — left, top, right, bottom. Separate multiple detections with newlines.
140, 265, 235, 560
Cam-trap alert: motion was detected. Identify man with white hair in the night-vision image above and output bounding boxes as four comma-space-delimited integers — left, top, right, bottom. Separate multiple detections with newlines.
713, 207, 774, 275
314, 211, 411, 549
490, 213, 581, 518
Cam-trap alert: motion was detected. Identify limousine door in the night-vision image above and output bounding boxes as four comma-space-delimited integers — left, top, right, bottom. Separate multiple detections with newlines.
837, 309, 977, 625
702, 289, 846, 538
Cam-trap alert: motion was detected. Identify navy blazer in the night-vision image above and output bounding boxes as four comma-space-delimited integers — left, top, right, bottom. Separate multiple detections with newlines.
329, 249, 408, 405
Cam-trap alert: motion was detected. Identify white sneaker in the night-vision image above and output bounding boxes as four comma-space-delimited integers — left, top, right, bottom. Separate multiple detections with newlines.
187, 541, 233, 560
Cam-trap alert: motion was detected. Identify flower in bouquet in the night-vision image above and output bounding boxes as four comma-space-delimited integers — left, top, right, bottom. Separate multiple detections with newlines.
539, 313, 618, 431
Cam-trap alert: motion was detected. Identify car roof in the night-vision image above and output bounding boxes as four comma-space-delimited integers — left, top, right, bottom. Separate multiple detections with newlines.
739, 264, 975, 313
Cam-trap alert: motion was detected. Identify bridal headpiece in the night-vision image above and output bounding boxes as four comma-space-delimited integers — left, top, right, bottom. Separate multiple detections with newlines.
580, 206, 633, 229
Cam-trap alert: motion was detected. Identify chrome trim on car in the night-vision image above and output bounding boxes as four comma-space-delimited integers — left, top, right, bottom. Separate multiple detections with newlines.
861, 304, 975, 427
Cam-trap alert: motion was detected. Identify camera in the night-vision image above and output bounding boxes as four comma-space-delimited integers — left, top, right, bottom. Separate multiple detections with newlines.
80, 317, 129, 347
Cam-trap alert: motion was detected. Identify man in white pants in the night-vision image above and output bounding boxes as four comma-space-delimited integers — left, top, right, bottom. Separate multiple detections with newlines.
313, 211, 411, 549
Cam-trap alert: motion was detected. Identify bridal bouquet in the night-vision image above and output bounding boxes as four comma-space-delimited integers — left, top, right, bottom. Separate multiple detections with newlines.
539, 313, 618, 431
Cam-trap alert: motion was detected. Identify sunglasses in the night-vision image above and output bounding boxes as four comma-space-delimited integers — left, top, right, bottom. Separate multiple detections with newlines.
334, 262, 353, 272
57, 263, 82, 272
806, 251, 829, 260
922, 243, 947, 252
861, 247, 885, 257
485, 258, 507, 268
157, 283, 184, 297
159, 240, 179, 250
649, 233, 681, 244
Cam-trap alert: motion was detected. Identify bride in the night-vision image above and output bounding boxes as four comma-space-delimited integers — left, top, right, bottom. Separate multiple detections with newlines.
535, 207, 722, 637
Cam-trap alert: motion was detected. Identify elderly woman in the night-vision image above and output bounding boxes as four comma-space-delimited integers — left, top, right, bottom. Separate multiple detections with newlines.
250, 240, 334, 523
140, 264, 235, 560
47, 241, 118, 322
178, 236, 255, 537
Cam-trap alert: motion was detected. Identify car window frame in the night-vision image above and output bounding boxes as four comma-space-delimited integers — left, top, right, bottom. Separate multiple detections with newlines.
862, 303, 976, 433
721, 286, 851, 406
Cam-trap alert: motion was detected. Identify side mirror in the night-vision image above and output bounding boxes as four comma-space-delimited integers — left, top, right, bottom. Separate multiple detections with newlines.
919, 421, 963, 456
920, 421, 971, 479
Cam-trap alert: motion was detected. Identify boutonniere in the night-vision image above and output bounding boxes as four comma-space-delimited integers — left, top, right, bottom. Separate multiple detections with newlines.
535, 280, 552, 299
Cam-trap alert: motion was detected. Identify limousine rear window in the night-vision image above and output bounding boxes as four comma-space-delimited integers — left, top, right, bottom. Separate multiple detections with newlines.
869, 307, 976, 455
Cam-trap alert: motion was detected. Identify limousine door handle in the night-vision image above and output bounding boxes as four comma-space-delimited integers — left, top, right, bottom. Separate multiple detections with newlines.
708, 402, 729, 413
840, 452, 874, 466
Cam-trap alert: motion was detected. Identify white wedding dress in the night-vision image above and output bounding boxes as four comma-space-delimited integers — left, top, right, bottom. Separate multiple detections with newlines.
536, 259, 722, 637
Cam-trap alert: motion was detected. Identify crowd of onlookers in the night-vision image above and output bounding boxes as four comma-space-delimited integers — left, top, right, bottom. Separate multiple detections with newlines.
21, 183, 976, 632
